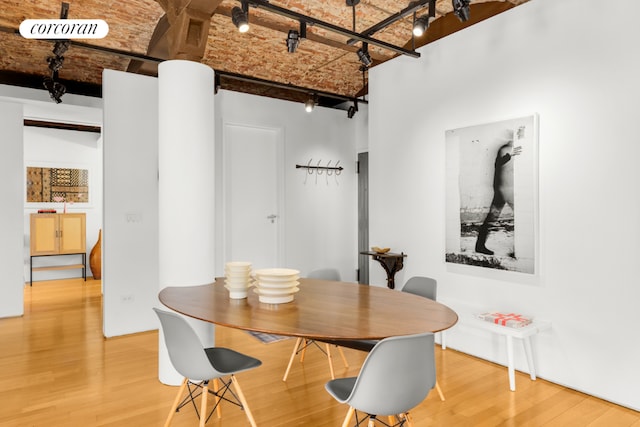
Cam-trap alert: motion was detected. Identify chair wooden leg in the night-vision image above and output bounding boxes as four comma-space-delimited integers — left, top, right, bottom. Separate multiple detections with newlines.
283, 337, 303, 381
213, 378, 222, 418
164, 377, 188, 427
230, 375, 257, 427
435, 380, 445, 401
199, 381, 209, 427
325, 343, 336, 380
337, 345, 349, 368
341, 407, 355, 427
404, 412, 414, 427
300, 339, 309, 362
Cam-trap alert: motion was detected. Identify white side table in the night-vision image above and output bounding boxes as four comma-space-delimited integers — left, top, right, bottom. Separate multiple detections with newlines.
467, 315, 551, 391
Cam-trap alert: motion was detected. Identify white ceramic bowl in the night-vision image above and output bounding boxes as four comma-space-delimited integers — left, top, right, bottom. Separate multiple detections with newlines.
254, 286, 299, 296
254, 268, 300, 278
225, 285, 248, 299
225, 270, 252, 278
225, 261, 252, 271
253, 286, 298, 304
258, 294, 294, 304
256, 280, 299, 289
255, 274, 300, 283
225, 279, 253, 289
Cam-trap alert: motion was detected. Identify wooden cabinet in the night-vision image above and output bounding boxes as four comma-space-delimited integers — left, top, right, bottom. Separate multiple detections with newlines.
30, 213, 86, 285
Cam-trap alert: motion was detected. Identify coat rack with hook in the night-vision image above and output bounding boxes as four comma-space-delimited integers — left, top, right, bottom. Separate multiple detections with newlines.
296, 159, 343, 184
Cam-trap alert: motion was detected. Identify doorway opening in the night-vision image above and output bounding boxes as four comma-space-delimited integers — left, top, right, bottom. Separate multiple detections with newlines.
358, 152, 369, 284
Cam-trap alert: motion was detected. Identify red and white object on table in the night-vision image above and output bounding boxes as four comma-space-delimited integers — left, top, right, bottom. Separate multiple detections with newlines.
477, 312, 532, 328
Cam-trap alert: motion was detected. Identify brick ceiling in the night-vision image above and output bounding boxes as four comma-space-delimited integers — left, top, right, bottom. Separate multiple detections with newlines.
0, 0, 529, 108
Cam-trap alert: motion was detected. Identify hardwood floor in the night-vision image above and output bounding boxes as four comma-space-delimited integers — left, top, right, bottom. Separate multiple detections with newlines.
0, 279, 638, 426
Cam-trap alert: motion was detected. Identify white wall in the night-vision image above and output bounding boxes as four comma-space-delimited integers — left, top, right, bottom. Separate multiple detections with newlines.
355, 103, 369, 154
0, 101, 25, 318
0, 84, 102, 114
99, 75, 359, 336
102, 70, 159, 337
368, 0, 640, 410
217, 91, 359, 281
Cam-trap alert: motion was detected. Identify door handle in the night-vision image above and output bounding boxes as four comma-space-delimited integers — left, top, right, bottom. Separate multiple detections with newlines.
266, 214, 278, 223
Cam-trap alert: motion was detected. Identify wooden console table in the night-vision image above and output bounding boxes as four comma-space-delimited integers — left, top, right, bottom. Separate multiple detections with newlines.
360, 251, 407, 289
29, 213, 86, 285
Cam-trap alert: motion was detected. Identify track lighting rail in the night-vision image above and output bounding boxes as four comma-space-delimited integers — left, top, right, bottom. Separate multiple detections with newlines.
346, 0, 435, 45
215, 69, 366, 106
1, 25, 365, 109
244, 0, 420, 58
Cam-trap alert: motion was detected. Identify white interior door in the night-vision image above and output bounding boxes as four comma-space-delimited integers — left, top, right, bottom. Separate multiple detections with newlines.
223, 124, 282, 270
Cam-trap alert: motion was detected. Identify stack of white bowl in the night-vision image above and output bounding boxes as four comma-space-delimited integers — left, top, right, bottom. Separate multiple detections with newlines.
224, 261, 253, 299
253, 268, 300, 304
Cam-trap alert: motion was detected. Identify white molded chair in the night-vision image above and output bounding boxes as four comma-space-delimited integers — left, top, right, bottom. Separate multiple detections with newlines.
283, 268, 349, 381
400, 276, 446, 401
154, 308, 262, 427
325, 332, 436, 427
401, 276, 437, 300
330, 276, 446, 401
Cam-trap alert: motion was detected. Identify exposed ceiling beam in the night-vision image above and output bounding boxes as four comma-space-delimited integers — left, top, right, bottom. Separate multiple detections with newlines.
216, 69, 367, 105
127, 14, 170, 75
404, 1, 515, 50
0, 70, 102, 98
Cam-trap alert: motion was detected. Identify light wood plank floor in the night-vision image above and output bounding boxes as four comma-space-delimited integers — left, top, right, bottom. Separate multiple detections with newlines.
0, 278, 638, 426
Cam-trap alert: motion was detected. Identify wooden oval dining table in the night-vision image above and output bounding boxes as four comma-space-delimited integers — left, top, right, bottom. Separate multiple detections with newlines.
159, 277, 458, 340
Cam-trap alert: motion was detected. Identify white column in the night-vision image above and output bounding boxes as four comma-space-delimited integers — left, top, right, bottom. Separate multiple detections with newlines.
158, 60, 216, 385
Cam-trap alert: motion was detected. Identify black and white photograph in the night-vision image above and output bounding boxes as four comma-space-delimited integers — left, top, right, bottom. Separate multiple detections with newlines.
445, 115, 537, 274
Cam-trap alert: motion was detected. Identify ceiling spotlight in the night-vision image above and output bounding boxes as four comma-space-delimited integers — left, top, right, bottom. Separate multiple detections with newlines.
347, 101, 358, 119
232, 5, 249, 33
412, 16, 430, 37
304, 96, 315, 113
357, 43, 372, 68
43, 76, 66, 104
452, 0, 471, 22
286, 30, 300, 53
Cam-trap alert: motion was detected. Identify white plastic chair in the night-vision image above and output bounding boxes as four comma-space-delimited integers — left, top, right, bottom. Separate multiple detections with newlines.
400, 276, 446, 401
325, 332, 436, 427
154, 308, 262, 427
329, 276, 446, 401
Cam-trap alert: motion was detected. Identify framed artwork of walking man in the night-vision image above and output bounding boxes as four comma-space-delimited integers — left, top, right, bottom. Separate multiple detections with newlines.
445, 115, 538, 274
